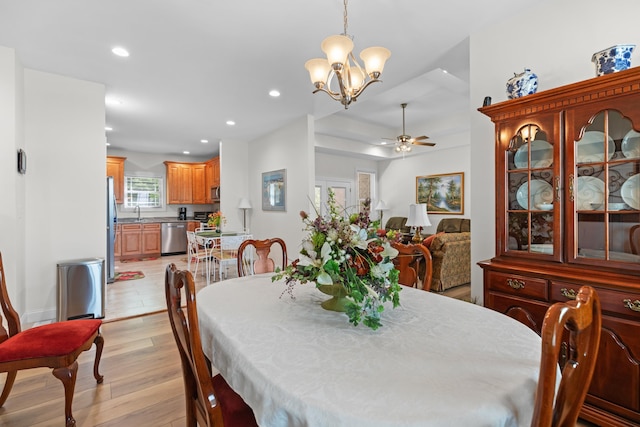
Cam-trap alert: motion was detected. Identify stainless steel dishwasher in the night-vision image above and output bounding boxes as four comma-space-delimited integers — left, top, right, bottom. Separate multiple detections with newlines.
161, 222, 188, 255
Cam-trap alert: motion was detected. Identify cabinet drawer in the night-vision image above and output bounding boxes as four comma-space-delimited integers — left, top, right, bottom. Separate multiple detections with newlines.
143, 223, 161, 230
121, 224, 142, 232
486, 271, 548, 301
552, 281, 640, 320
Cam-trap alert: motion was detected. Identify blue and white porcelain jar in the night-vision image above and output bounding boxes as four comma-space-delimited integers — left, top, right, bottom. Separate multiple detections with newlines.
592, 44, 635, 76
506, 68, 538, 99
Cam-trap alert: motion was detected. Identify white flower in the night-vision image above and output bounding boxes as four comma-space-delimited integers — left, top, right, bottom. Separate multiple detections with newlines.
370, 261, 394, 279
379, 242, 399, 259
350, 225, 369, 249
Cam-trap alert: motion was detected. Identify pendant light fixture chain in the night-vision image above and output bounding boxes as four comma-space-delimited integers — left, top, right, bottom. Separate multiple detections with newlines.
343, 0, 349, 36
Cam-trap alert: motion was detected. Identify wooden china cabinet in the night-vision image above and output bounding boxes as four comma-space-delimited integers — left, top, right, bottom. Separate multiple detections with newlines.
479, 67, 640, 426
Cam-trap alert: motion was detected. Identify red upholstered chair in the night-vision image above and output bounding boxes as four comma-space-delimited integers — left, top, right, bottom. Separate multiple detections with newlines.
530, 286, 602, 427
390, 242, 433, 290
237, 238, 287, 277
165, 263, 258, 427
0, 252, 104, 427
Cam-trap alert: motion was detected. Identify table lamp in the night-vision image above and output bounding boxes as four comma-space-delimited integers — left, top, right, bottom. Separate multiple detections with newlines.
238, 198, 252, 232
406, 203, 431, 243
374, 200, 388, 225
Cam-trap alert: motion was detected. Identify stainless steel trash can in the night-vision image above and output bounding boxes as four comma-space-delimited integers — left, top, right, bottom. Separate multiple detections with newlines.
57, 258, 106, 321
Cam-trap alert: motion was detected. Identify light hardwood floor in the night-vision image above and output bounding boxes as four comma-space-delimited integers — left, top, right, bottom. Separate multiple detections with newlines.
0, 258, 597, 426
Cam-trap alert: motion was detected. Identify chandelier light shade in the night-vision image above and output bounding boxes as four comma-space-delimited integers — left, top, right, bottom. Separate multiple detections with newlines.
304, 0, 391, 109
406, 203, 431, 243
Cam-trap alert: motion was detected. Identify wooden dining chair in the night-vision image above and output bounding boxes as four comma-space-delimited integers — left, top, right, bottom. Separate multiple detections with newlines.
165, 263, 258, 427
390, 242, 433, 290
530, 285, 601, 427
237, 238, 287, 277
0, 252, 104, 427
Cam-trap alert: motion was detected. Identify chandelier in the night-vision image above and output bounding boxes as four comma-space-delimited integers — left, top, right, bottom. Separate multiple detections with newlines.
395, 141, 412, 153
304, 0, 391, 109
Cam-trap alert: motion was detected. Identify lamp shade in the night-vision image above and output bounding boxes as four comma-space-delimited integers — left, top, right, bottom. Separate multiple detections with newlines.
238, 198, 252, 209
374, 200, 388, 211
359, 46, 391, 76
305, 58, 331, 85
406, 203, 431, 227
321, 35, 354, 66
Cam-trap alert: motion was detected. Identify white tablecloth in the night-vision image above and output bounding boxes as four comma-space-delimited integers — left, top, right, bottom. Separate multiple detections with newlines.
197, 274, 542, 427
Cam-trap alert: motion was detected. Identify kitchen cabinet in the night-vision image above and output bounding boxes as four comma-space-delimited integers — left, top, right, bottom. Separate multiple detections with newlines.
204, 156, 220, 203
165, 157, 219, 205
114, 224, 121, 257
120, 224, 142, 257
118, 223, 161, 258
192, 164, 207, 204
187, 221, 199, 232
479, 67, 640, 426
142, 223, 161, 255
106, 156, 126, 204
165, 162, 193, 204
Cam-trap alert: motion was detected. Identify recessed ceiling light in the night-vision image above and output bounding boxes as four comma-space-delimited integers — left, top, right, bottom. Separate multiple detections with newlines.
226, 120, 235, 126
112, 47, 130, 57
380, 141, 387, 145
269, 89, 281, 97
105, 97, 122, 106
106, 142, 111, 146
442, 69, 449, 74
201, 139, 209, 143
105, 126, 113, 131
183, 151, 190, 155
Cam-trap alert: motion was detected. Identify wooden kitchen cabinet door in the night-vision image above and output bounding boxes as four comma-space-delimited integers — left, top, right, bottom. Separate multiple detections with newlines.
121, 224, 142, 256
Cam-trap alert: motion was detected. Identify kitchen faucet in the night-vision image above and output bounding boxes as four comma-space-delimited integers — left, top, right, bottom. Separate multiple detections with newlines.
136, 205, 141, 221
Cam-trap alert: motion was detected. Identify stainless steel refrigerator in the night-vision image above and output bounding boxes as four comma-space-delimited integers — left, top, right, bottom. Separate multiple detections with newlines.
107, 176, 117, 283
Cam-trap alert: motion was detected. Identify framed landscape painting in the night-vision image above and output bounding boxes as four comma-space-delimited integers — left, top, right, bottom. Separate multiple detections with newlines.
416, 172, 464, 214
262, 169, 286, 211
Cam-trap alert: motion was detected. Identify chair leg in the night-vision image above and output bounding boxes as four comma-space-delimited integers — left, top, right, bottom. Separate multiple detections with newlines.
0, 371, 17, 407
52, 361, 79, 427
93, 333, 105, 383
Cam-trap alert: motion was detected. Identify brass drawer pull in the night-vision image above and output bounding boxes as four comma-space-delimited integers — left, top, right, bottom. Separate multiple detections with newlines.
560, 288, 577, 300
507, 279, 525, 290
623, 299, 640, 312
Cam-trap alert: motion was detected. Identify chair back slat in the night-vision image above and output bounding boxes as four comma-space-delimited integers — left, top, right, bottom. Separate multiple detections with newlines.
237, 238, 287, 277
390, 242, 433, 290
530, 285, 602, 427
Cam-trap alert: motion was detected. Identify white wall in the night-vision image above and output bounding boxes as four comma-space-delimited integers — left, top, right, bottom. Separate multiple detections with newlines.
469, 0, 640, 304
220, 139, 249, 232
379, 131, 471, 235
23, 70, 105, 322
0, 46, 25, 314
246, 116, 315, 253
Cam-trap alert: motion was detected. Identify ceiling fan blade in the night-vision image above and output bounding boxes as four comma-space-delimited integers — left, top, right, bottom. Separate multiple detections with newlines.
413, 135, 430, 141
412, 140, 436, 147
382, 137, 396, 141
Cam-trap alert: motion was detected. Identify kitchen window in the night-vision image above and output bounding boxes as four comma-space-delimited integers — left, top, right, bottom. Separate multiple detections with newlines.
124, 175, 164, 209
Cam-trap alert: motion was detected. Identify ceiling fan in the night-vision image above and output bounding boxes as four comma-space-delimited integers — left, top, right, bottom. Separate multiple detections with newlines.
384, 103, 436, 152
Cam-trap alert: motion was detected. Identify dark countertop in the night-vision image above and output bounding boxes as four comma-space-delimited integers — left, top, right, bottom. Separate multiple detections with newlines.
117, 217, 202, 224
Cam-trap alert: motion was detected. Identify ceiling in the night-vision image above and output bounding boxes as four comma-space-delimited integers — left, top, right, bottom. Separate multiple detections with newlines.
0, 0, 538, 159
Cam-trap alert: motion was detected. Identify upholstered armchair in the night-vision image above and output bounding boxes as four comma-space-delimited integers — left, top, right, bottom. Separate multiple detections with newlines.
423, 219, 471, 292
384, 217, 410, 234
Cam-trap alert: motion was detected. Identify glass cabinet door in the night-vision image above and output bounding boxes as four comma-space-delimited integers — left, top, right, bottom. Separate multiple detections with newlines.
571, 110, 640, 265
503, 116, 560, 258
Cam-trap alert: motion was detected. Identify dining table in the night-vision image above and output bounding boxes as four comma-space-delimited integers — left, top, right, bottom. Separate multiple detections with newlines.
194, 231, 248, 284
196, 274, 543, 427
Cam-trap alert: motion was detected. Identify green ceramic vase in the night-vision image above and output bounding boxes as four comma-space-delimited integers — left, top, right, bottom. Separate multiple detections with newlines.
316, 283, 350, 312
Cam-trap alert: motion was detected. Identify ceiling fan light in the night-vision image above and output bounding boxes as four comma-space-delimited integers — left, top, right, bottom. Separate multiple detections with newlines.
305, 58, 331, 86
360, 46, 391, 77
321, 35, 354, 68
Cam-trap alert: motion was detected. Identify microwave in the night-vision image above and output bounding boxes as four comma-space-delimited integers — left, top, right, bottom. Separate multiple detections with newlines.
211, 186, 220, 202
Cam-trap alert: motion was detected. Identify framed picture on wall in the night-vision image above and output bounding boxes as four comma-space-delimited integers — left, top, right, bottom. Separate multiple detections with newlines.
416, 172, 464, 214
262, 169, 286, 211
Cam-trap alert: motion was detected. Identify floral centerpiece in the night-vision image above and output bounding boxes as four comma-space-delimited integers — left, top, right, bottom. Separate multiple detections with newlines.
207, 211, 226, 230
272, 190, 402, 330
